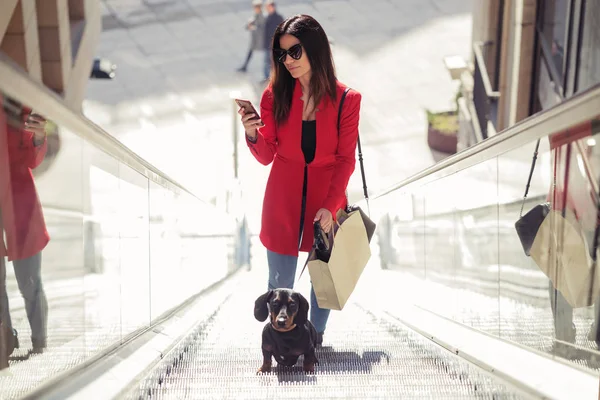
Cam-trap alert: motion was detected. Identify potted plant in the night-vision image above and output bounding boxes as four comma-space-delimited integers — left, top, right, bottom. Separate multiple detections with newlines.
425, 86, 462, 154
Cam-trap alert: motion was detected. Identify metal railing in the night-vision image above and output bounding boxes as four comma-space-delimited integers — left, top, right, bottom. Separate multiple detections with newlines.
373, 83, 600, 199
0, 53, 198, 203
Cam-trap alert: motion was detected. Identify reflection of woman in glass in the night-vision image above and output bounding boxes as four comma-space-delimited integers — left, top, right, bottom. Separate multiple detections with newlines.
0, 96, 49, 361
547, 122, 600, 356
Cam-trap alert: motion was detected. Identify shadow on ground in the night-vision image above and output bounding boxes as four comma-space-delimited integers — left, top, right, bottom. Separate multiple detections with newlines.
272, 347, 391, 384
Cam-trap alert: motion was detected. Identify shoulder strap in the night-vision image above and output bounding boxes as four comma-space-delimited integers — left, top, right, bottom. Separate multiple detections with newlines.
338, 87, 370, 209
337, 87, 351, 134
519, 139, 542, 217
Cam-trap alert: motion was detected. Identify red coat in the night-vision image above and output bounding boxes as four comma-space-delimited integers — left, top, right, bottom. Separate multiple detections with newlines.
0, 99, 50, 261
246, 80, 362, 256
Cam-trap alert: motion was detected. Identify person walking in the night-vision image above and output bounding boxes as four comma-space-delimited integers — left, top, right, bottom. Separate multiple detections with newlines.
237, 0, 266, 73
262, 0, 284, 81
239, 14, 362, 346
0, 96, 50, 368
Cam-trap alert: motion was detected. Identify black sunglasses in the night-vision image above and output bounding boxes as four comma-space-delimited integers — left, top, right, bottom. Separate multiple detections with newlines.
273, 43, 303, 63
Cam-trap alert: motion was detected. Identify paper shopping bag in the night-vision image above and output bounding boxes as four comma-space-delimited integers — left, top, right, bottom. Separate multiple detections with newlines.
307, 208, 371, 310
530, 209, 600, 308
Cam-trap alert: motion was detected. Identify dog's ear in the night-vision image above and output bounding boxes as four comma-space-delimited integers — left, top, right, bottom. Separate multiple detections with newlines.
294, 292, 309, 326
254, 290, 273, 322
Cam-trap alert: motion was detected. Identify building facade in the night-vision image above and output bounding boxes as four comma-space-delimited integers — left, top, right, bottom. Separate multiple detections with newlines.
0, 0, 101, 109
461, 0, 599, 144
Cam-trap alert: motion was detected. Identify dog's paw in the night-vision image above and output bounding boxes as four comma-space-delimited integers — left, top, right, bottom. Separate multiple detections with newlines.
302, 361, 315, 373
257, 363, 272, 374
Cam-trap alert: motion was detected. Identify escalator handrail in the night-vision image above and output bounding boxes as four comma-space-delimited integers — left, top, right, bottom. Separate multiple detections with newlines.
0, 53, 206, 204
372, 83, 600, 200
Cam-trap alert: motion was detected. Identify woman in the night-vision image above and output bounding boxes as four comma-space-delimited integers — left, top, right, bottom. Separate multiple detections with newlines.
0, 96, 49, 362
239, 14, 362, 344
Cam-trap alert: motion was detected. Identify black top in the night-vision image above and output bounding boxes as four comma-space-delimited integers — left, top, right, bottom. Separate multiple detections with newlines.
301, 120, 316, 164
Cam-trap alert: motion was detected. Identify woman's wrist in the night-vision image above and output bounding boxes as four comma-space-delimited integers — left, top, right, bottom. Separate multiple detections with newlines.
32, 134, 46, 147
246, 129, 258, 142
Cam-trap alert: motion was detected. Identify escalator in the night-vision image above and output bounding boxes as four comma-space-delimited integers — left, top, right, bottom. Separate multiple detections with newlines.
121, 267, 524, 400
2, 51, 600, 400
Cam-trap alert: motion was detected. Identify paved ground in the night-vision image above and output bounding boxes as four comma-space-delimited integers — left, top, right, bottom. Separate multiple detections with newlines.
84, 0, 474, 231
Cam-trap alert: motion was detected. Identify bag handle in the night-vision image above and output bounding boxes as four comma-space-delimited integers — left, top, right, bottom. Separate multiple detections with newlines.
519, 138, 542, 218
299, 221, 333, 279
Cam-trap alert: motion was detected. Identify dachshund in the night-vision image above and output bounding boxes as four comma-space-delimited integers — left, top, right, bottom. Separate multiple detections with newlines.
254, 288, 318, 374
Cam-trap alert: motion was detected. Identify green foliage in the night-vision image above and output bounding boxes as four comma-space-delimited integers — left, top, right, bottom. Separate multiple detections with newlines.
424, 84, 462, 135
426, 111, 458, 135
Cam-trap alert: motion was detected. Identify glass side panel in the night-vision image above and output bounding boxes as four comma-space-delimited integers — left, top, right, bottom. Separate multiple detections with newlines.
451, 159, 500, 335
118, 165, 151, 337
0, 88, 241, 398
423, 174, 460, 322
375, 114, 600, 373
83, 141, 122, 355
497, 138, 554, 352
0, 92, 86, 391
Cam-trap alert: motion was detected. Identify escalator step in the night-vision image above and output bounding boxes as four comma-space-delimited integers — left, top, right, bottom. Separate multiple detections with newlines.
124, 287, 524, 399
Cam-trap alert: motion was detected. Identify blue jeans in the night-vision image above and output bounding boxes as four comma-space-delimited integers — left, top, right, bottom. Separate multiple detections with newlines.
266, 249, 330, 334
0, 252, 48, 346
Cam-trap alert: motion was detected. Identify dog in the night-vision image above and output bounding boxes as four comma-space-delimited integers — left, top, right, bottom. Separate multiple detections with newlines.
254, 288, 318, 374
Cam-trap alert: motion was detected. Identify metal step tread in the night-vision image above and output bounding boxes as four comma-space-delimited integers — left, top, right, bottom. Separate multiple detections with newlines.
125, 287, 526, 399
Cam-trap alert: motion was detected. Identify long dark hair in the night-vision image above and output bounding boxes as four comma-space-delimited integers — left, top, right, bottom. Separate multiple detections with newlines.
269, 15, 337, 126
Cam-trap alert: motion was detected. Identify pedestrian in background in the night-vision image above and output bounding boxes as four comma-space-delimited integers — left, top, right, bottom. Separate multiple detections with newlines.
262, 0, 284, 81
237, 0, 266, 73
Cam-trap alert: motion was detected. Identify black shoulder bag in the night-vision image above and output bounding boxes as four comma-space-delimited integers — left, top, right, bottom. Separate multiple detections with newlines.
515, 139, 551, 256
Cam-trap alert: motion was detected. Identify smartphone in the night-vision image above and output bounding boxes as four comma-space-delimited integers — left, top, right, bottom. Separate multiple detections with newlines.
235, 98, 264, 126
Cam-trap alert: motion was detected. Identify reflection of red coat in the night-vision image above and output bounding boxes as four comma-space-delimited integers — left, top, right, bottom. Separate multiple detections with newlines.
0, 100, 49, 261
247, 80, 362, 256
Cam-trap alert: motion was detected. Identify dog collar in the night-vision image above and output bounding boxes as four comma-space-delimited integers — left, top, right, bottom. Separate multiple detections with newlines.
271, 323, 297, 332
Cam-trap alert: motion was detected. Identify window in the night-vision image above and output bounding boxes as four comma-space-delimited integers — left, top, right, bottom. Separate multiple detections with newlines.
577, 0, 600, 91
534, 0, 572, 112
540, 0, 570, 78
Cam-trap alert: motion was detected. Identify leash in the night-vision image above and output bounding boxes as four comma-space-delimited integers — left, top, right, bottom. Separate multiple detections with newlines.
299, 221, 329, 279
298, 247, 314, 280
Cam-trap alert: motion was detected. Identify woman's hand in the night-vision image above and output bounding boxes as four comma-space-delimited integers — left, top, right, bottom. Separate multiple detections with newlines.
24, 114, 47, 142
314, 208, 333, 233
238, 107, 263, 139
